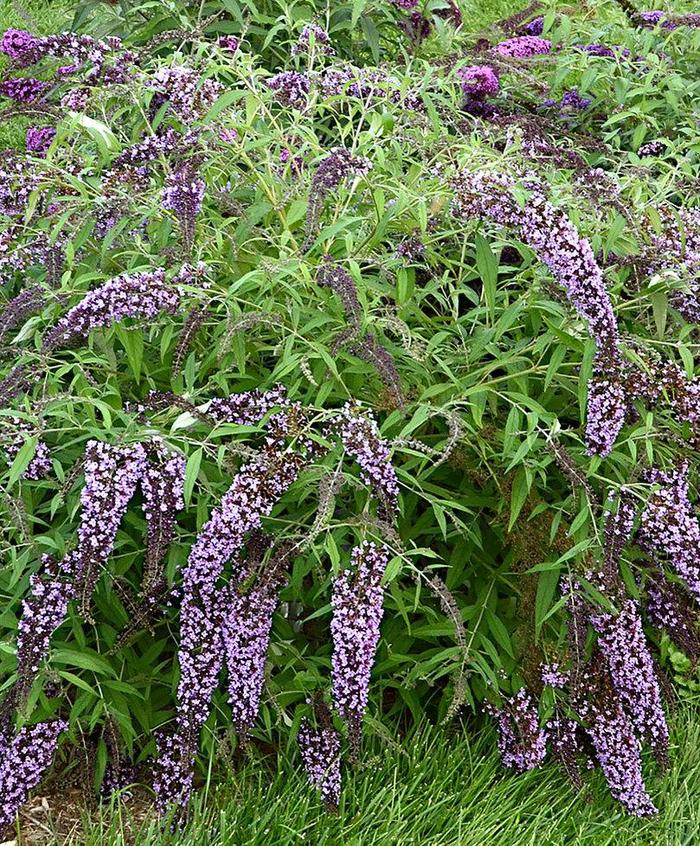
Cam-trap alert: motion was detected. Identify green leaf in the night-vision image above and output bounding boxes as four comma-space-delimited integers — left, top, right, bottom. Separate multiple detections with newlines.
8, 436, 37, 485
474, 233, 498, 321
184, 447, 203, 505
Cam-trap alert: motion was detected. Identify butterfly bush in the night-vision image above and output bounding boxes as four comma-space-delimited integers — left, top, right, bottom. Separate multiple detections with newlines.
451, 170, 625, 456
2, 0, 700, 823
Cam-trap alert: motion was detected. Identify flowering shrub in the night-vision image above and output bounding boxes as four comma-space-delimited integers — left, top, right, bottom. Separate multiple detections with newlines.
2, 0, 700, 830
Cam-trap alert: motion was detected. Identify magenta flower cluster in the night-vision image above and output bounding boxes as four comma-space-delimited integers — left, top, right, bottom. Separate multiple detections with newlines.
494, 36, 552, 58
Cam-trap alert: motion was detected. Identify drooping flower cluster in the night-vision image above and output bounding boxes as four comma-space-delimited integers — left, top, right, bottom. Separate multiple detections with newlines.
642, 206, 700, 322
589, 599, 669, 761
151, 66, 223, 124
266, 71, 310, 109
0, 285, 45, 343
493, 36, 552, 57
634, 11, 700, 31
484, 689, 548, 773
42, 267, 183, 352
297, 705, 341, 812
162, 164, 205, 252
25, 126, 56, 157
206, 384, 289, 425
292, 24, 334, 57
0, 77, 49, 103
645, 567, 700, 662
333, 403, 399, 507
457, 65, 500, 98
541, 662, 568, 688
451, 171, 625, 456
153, 443, 307, 813
140, 440, 186, 590
317, 260, 362, 327
11, 441, 146, 708
0, 28, 43, 66
221, 548, 288, 738
330, 542, 389, 755
638, 464, 700, 600
306, 148, 372, 241
0, 720, 67, 831
0, 155, 40, 218
579, 671, 657, 816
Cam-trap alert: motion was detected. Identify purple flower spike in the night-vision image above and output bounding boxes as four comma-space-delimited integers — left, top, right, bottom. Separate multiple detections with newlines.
451, 171, 625, 456
0, 720, 67, 830
331, 541, 389, 755
26, 126, 56, 156
485, 689, 548, 772
298, 707, 341, 812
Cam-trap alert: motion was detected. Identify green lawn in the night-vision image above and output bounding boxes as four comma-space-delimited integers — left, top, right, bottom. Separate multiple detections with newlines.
44, 706, 699, 846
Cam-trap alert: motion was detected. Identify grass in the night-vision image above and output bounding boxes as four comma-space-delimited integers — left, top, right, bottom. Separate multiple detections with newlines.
29, 706, 698, 846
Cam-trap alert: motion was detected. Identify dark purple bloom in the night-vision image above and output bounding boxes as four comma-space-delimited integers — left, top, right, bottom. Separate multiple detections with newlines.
390, 0, 419, 8
560, 89, 592, 111
266, 71, 310, 109
0, 28, 42, 66
400, 12, 432, 43
523, 15, 544, 35
3, 417, 52, 480
162, 164, 205, 252
0, 77, 49, 103
151, 66, 223, 124
292, 24, 333, 57
25, 125, 56, 156
457, 65, 500, 97
0, 285, 45, 342
218, 35, 239, 52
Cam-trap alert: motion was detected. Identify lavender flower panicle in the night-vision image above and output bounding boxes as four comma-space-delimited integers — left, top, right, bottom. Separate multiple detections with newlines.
638, 463, 700, 601
0, 720, 67, 831
333, 402, 399, 509
266, 71, 310, 109
581, 671, 657, 816
331, 542, 388, 756
451, 171, 625, 456
589, 599, 669, 762
221, 546, 290, 738
153, 444, 306, 814
298, 704, 341, 812
305, 148, 371, 244
484, 689, 547, 772
494, 36, 551, 58
162, 164, 205, 252
42, 267, 182, 352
